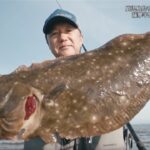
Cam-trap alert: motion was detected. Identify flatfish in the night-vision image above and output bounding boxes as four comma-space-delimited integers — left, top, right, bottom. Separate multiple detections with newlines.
0, 32, 150, 143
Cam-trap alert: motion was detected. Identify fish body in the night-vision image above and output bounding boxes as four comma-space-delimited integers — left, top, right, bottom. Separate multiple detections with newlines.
0, 32, 150, 143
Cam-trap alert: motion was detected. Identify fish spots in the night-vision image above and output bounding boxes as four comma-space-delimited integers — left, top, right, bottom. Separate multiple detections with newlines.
113, 83, 119, 89
93, 125, 97, 129
115, 90, 126, 95
68, 92, 73, 97
130, 36, 135, 40
56, 110, 60, 114
104, 116, 110, 121
47, 100, 55, 107
60, 60, 66, 63
35, 79, 39, 83
55, 77, 59, 80
146, 71, 150, 75
136, 43, 140, 46
91, 115, 98, 123
108, 70, 113, 74
119, 95, 128, 103
117, 57, 123, 62
122, 41, 128, 46
126, 64, 130, 67
115, 50, 119, 54
113, 91, 129, 105
81, 60, 85, 64
112, 62, 117, 67
104, 65, 108, 70
132, 60, 150, 85
108, 121, 113, 125
54, 103, 59, 107
59, 115, 63, 119
133, 70, 139, 77
92, 58, 97, 62
90, 58, 97, 65
78, 79, 82, 83
98, 77, 103, 81
57, 71, 61, 75
77, 62, 81, 66
21, 75, 27, 79
81, 95, 86, 100
95, 66, 100, 69
43, 72, 48, 76
144, 57, 150, 63
68, 130, 73, 135
125, 81, 131, 88
83, 106, 88, 111
90, 61, 95, 65
107, 80, 111, 84
75, 59, 86, 67
96, 80, 100, 83
87, 52, 94, 56
74, 109, 78, 113
113, 110, 118, 115
91, 76, 96, 80
86, 70, 91, 75
108, 52, 112, 56
73, 99, 77, 104
68, 113, 72, 117
56, 119, 60, 123
80, 129, 85, 133
57, 67, 62, 71
44, 79, 49, 84
120, 50, 125, 54
51, 134, 57, 142
75, 125, 80, 128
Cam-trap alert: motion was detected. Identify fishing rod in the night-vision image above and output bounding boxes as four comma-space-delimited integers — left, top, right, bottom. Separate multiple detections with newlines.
55, 0, 62, 9
126, 122, 147, 150
82, 44, 87, 52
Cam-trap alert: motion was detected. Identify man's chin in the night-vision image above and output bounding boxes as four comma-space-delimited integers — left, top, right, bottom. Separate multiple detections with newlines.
60, 49, 76, 57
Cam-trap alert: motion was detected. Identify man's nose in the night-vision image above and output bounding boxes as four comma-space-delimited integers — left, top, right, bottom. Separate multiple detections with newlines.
59, 33, 67, 41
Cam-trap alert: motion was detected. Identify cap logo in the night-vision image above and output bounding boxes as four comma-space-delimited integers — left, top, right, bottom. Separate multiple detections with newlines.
55, 13, 73, 19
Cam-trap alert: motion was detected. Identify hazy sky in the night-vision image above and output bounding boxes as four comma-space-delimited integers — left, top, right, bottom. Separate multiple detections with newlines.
0, 0, 150, 124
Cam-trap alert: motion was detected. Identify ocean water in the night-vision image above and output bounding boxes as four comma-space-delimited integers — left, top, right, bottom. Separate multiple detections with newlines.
132, 124, 150, 150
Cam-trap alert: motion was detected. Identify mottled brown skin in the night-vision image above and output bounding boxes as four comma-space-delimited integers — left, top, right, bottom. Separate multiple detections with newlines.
0, 32, 150, 143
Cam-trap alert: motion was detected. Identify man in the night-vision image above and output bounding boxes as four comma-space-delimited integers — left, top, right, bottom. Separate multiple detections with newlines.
43, 9, 87, 150
42, 9, 126, 150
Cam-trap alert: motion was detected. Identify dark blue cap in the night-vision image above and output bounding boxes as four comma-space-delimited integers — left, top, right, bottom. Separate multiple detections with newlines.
43, 9, 78, 34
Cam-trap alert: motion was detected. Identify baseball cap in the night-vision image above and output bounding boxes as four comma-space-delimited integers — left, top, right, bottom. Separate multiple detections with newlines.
43, 9, 78, 34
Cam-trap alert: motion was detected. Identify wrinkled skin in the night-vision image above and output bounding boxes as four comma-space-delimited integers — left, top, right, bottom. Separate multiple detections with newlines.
0, 32, 150, 143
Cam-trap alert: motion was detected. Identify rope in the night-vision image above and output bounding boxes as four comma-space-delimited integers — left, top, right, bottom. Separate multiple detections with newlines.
55, 0, 63, 9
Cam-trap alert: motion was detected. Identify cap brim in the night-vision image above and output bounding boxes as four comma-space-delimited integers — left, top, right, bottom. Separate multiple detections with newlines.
43, 16, 78, 34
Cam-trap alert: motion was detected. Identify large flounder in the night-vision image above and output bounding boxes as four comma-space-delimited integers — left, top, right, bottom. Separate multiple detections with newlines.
0, 32, 150, 143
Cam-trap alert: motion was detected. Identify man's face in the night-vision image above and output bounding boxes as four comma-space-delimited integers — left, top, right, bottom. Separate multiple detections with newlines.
46, 22, 83, 57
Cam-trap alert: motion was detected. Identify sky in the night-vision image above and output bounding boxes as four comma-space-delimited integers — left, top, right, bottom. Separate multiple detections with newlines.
0, 0, 150, 124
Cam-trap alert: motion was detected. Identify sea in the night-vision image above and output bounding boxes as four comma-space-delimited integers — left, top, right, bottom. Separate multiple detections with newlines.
132, 124, 150, 150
